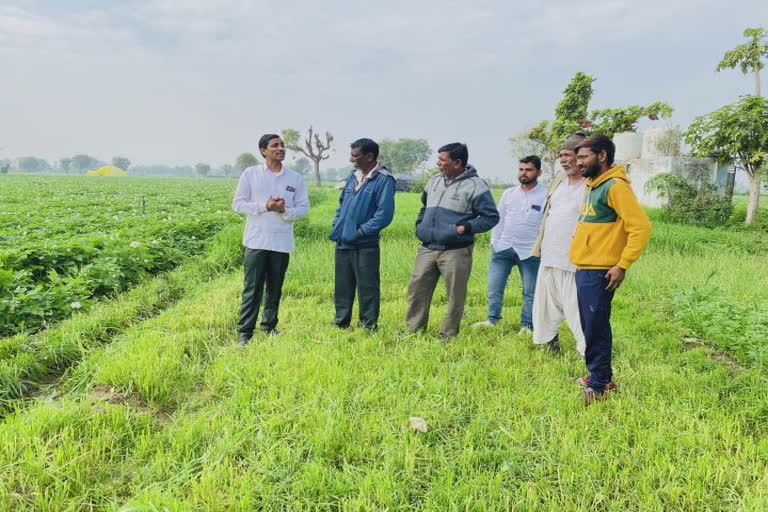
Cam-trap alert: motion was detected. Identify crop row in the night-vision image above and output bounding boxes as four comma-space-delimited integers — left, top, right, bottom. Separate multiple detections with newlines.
0, 176, 241, 336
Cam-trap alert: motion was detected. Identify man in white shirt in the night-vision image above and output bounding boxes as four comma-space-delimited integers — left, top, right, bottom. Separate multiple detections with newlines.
473, 156, 546, 334
232, 134, 310, 345
531, 131, 587, 355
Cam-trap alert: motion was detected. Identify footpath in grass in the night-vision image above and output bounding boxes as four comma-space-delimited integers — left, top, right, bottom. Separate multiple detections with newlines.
2, 229, 768, 510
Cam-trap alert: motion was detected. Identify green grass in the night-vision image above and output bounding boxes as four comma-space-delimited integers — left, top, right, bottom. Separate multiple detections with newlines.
0, 225, 244, 415
1, 187, 767, 510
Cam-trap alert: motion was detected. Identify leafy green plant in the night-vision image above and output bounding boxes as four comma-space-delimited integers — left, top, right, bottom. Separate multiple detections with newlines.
685, 95, 768, 224
645, 173, 732, 227
0, 176, 240, 336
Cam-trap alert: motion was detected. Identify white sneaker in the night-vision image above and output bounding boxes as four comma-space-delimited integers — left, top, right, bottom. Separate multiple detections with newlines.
471, 320, 496, 328
517, 326, 532, 337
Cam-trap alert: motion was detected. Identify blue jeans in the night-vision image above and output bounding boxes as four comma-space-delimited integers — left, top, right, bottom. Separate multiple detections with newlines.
487, 247, 540, 328
575, 269, 615, 393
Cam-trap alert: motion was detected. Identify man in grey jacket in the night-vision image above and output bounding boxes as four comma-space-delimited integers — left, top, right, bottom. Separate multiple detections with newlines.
405, 143, 499, 340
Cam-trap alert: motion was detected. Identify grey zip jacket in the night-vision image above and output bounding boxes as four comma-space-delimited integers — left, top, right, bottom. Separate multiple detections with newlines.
415, 165, 499, 250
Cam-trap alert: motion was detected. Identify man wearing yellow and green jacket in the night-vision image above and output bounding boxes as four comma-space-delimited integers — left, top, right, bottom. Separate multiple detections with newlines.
570, 134, 651, 405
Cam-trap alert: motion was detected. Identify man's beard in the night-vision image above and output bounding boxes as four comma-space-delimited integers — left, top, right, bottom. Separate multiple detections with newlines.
582, 162, 601, 179
518, 177, 535, 185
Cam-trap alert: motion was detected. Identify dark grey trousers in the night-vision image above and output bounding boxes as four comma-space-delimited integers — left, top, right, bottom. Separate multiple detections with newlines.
334, 246, 381, 330
237, 248, 290, 335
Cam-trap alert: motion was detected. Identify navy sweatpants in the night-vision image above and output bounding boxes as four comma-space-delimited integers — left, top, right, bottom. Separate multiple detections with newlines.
575, 269, 616, 393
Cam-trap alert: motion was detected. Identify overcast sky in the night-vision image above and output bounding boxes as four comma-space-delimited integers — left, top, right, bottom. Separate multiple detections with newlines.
1, 0, 766, 179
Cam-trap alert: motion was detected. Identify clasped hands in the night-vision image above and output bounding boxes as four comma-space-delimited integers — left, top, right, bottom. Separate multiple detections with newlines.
266, 196, 286, 213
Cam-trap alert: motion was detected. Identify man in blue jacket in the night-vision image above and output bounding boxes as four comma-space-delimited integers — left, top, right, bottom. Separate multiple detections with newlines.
329, 138, 396, 331
405, 143, 499, 340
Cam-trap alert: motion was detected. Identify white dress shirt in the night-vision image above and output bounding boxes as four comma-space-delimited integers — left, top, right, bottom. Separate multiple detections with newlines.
491, 183, 546, 259
232, 164, 310, 253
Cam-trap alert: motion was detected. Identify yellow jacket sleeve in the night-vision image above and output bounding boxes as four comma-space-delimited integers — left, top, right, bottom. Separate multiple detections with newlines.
607, 181, 652, 269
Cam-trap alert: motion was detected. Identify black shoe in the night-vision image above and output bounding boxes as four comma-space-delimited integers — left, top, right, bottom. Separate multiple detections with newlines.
261, 328, 280, 336
438, 333, 455, 343
237, 334, 252, 346
358, 321, 378, 332
332, 321, 350, 329
544, 335, 561, 354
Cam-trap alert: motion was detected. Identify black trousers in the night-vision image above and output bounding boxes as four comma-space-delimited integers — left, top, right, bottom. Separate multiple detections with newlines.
237, 248, 290, 335
334, 246, 381, 330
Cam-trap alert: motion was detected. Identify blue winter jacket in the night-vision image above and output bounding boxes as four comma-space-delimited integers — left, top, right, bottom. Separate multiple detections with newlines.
329, 167, 396, 248
415, 165, 499, 250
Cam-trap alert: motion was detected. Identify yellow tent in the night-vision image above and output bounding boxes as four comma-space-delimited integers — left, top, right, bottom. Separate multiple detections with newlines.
86, 165, 127, 176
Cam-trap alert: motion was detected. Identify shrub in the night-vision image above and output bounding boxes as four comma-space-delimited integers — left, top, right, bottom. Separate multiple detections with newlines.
645, 173, 732, 227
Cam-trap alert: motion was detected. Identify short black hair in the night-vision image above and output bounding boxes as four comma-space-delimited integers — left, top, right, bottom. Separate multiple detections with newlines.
437, 142, 468, 167
350, 138, 379, 159
258, 133, 281, 150
575, 134, 616, 166
519, 155, 542, 171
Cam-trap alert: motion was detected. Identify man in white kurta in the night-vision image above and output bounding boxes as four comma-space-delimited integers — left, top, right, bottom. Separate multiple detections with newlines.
531, 131, 588, 355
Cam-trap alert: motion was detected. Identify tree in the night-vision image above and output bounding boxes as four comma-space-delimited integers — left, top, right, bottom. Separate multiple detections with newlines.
70, 154, 102, 173
283, 126, 334, 186
716, 27, 767, 97
514, 73, 595, 175
220, 164, 236, 178
588, 102, 674, 138
292, 157, 312, 176
17, 156, 50, 173
236, 152, 259, 171
195, 163, 211, 178
515, 73, 672, 176
715, 27, 767, 199
112, 156, 131, 172
551, 72, 595, 144
59, 158, 72, 174
684, 95, 768, 224
378, 138, 432, 175
0, 160, 9, 174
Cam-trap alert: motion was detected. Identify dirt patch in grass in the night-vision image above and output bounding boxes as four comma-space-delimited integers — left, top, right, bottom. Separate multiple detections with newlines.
682, 337, 745, 373
90, 384, 172, 423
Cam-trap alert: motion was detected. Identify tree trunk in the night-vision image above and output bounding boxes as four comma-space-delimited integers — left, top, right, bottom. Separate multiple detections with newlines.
745, 169, 762, 225
755, 67, 762, 97
313, 158, 321, 187
546, 151, 557, 181
723, 166, 736, 204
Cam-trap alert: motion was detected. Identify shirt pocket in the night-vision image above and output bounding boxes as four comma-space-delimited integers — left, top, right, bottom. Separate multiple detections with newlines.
281, 185, 297, 207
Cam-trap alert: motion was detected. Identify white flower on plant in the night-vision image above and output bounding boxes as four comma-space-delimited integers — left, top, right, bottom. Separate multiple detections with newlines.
130, 241, 142, 248
70, 302, 81, 309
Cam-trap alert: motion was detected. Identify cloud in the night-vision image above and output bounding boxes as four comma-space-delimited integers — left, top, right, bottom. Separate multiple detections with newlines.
0, 0, 765, 174
0, 4, 137, 56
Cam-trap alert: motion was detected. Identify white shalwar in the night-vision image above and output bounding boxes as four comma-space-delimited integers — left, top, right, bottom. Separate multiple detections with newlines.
532, 178, 586, 355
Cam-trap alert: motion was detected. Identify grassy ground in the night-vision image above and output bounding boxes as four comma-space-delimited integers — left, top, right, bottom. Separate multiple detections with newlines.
1, 188, 767, 510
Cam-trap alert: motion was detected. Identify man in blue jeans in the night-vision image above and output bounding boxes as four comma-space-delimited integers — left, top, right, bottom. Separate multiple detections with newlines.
473, 156, 546, 335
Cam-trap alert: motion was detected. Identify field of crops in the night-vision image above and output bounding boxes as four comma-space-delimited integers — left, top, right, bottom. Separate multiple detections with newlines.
1, 176, 768, 510
0, 176, 240, 337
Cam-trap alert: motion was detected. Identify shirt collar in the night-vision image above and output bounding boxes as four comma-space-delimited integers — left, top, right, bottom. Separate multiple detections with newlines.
263, 163, 284, 176
355, 162, 380, 182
